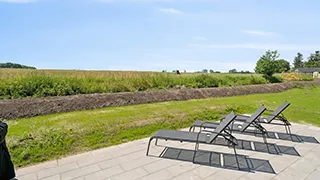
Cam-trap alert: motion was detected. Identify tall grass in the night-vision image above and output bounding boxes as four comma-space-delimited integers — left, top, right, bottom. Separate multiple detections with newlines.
0, 69, 311, 99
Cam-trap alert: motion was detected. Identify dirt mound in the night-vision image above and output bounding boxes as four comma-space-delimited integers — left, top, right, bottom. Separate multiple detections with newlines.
0, 81, 319, 120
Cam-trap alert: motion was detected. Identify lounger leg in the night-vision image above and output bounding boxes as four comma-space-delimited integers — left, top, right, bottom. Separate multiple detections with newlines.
287, 125, 294, 141
189, 126, 193, 132
155, 139, 158, 146
193, 142, 199, 163
233, 146, 240, 170
263, 134, 270, 154
146, 138, 154, 156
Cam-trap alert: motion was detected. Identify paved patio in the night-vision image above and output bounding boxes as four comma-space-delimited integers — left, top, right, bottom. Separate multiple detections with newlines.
16, 121, 320, 180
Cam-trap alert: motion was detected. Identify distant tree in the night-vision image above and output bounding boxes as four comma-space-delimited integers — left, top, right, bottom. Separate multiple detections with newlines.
202, 69, 208, 73
293, 52, 304, 70
228, 69, 237, 73
304, 50, 320, 68
209, 69, 214, 73
255, 50, 280, 82
162, 70, 166, 72
215, 71, 221, 73
0, 62, 36, 69
275, 59, 290, 73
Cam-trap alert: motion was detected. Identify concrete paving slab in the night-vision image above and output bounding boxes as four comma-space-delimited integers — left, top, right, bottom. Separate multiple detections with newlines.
15, 123, 320, 180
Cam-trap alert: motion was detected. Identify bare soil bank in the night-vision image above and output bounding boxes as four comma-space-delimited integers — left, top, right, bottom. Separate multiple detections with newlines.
0, 81, 319, 120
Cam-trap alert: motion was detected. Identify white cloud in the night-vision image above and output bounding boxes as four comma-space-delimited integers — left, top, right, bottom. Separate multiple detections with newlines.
98, 0, 174, 3
242, 30, 281, 37
0, 0, 36, 3
98, 0, 218, 3
157, 7, 184, 14
192, 36, 209, 41
188, 43, 320, 51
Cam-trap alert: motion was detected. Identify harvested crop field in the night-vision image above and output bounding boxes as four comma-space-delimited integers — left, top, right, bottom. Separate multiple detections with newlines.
1, 81, 319, 120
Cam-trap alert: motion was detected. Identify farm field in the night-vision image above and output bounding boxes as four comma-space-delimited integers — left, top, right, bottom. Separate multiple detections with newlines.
6, 85, 320, 168
0, 68, 313, 99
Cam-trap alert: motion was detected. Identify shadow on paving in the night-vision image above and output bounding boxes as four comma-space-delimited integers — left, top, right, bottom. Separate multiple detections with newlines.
212, 138, 300, 156
159, 147, 276, 174
254, 132, 319, 143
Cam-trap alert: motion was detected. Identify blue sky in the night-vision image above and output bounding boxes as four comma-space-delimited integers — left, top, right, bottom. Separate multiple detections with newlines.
1, 0, 320, 72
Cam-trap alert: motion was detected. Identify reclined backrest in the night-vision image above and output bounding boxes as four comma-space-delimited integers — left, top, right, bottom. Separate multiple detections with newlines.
265, 101, 290, 123
240, 106, 266, 131
207, 111, 236, 143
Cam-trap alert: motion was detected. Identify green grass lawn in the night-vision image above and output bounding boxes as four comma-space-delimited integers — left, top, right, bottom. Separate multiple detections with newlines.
6, 86, 320, 168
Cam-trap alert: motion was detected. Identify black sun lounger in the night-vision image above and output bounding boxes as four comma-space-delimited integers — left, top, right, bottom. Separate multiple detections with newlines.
189, 106, 267, 136
189, 106, 271, 150
221, 102, 291, 135
146, 112, 241, 169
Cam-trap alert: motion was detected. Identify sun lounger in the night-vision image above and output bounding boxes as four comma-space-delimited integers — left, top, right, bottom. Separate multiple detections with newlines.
146, 112, 241, 169
221, 102, 291, 135
189, 106, 267, 136
189, 106, 272, 152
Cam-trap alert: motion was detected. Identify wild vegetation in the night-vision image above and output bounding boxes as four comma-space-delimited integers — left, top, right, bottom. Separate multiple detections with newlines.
0, 69, 313, 99
6, 85, 320, 167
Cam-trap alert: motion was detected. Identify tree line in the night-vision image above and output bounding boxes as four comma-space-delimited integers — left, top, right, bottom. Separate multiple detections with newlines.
0, 62, 36, 69
293, 51, 320, 69
255, 50, 320, 82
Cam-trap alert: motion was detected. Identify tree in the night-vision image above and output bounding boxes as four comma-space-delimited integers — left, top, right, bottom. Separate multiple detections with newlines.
239, 70, 251, 74
255, 50, 279, 82
304, 50, 320, 68
228, 69, 237, 73
202, 69, 208, 73
275, 59, 290, 73
293, 53, 303, 70
0, 62, 36, 69
209, 69, 214, 73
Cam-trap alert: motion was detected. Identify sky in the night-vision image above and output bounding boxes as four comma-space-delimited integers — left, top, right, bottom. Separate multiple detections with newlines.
1, 0, 320, 72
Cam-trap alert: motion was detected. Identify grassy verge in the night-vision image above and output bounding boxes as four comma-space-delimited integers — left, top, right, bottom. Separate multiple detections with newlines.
6, 86, 320, 167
